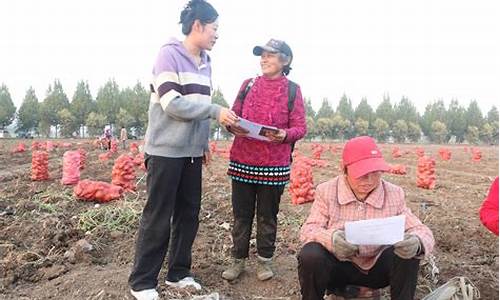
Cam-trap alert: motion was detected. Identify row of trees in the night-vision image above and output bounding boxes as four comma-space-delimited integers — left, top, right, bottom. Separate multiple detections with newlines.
299, 95, 498, 144
0, 80, 149, 138
0, 81, 498, 144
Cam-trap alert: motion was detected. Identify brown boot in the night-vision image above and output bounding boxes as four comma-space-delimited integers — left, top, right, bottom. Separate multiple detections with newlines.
222, 258, 245, 281
256, 255, 274, 281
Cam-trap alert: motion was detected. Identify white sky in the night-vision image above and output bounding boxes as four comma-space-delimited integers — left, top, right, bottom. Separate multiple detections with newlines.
1, 0, 499, 115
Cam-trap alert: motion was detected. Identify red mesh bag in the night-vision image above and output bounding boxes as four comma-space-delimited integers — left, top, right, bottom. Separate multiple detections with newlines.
416, 156, 436, 189
46, 141, 54, 152
61, 150, 81, 185
392, 147, 402, 158
78, 148, 86, 170
110, 139, 118, 153
415, 147, 425, 158
389, 164, 407, 175
99, 152, 112, 161
133, 152, 146, 171
112, 154, 136, 191
311, 143, 325, 159
438, 148, 451, 161
74, 179, 123, 202
329, 144, 342, 155
129, 142, 139, 154
471, 148, 482, 162
31, 141, 42, 151
31, 151, 49, 181
12, 143, 26, 153
289, 158, 315, 205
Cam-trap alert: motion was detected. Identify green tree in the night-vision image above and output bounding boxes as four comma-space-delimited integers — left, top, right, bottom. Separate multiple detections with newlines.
487, 106, 499, 144
96, 79, 121, 127
316, 118, 333, 140
420, 100, 446, 140
40, 80, 70, 137
487, 106, 498, 124
331, 114, 350, 140
210, 87, 231, 140
465, 100, 483, 129
305, 116, 316, 140
480, 123, 494, 145
58, 108, 79, 138
466, 126, 480, 145
354, 118, 369, 136
430, 121, 448, 144
71, 80, 95, 137
392, 119, 408, 143
0, 84, 16, 129
86, 112, 108, 137
407, 122, 422, 143
446, 99, 467, 143
336, 94, 354, 123
393, 96, 418, 124
120, 82, 149, 136
354, 98, 375, 125
336, 94, 355, 138
373, 118, 389, 142
303, 97, 316, 119
116, 108, 135, 131
316, 98, 334, 119
17, 87, 40, 134
375, 95, 394, 126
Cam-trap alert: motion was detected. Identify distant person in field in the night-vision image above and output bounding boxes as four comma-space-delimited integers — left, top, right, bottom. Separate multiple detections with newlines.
104, 128, 112, 150
120, 126, 128, 150
479, 176, 499, 235
297, 136, 435, 300
127, 1, 238, 299
222, 39, 307, 282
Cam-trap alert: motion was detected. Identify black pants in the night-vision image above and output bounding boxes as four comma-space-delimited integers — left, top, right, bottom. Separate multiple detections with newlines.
128, 154, 202, 291
231, 180, 284, 259
297, 242, 420, 300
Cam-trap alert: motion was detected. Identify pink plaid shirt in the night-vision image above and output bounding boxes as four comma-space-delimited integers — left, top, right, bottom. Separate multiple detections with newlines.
300, 176, 434, 270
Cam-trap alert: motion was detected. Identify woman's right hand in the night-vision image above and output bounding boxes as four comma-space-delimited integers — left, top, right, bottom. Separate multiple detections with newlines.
226, 124, 249, 136
218, 108, 238, 127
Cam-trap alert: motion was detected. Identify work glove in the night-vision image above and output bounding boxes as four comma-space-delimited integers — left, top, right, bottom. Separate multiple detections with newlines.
394, 234, 422, 259
331, 230, 359, 261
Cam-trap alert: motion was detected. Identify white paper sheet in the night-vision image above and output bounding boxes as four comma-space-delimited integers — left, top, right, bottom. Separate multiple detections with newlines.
345, 215, 405, 245
236, 118, 279, 141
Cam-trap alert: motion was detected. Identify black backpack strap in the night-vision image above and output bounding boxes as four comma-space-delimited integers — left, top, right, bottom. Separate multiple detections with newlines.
287, 80, 298, 163
287, 80, 297, 111
237, 78, 255, 103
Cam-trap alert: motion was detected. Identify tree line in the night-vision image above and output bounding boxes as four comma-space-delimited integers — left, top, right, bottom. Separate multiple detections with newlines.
0, 81, 498, 144
0, 80, 149, 138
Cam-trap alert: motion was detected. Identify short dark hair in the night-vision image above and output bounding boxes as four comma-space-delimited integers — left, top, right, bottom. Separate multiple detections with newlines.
179, 0, 218, 35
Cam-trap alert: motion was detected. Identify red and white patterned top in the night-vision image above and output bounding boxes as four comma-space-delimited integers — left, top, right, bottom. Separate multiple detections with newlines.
300, 176, 435, 270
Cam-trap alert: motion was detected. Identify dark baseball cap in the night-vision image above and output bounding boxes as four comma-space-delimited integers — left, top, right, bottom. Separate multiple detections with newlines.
253, 39, 293, 60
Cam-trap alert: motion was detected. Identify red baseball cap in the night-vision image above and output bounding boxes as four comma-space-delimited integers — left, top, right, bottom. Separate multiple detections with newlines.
342, 136, 390, 179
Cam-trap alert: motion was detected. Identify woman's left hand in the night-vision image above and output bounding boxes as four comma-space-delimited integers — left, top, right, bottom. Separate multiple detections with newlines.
266, 129, 287, 143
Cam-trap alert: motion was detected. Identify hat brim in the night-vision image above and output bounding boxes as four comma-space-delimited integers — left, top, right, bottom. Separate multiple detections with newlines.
253, 45, 279, 56
347, 157, 390, 179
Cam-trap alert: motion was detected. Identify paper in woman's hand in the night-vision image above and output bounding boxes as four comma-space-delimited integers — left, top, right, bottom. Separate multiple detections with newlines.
237, 118, 279, 141
345, 215, 405, 245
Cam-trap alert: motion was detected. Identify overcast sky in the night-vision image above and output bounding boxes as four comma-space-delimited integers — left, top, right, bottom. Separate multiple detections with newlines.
1, 0, 499, 115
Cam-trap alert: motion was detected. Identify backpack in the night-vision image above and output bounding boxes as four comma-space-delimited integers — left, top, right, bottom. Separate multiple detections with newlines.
237, 78, 298, 162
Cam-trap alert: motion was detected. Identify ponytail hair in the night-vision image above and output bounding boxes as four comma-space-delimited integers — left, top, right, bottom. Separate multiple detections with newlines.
179, 0, 218, 35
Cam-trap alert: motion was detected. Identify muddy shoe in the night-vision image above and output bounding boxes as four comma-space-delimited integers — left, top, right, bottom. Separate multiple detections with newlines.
222, 258, 245, 281
256, 255, 274, 281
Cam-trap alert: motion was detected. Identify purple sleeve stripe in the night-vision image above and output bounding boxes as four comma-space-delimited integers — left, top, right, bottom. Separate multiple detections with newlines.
158, 82, 211, 98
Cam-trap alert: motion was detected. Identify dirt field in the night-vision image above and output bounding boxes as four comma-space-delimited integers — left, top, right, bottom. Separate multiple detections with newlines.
0, 139, 498, 300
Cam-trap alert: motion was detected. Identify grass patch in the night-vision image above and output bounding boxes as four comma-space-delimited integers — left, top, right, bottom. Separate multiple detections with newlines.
77, 205, 140, 233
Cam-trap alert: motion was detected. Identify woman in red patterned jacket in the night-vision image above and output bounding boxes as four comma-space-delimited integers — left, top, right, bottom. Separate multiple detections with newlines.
222, 39, 307, 282
479, 176, 499, 235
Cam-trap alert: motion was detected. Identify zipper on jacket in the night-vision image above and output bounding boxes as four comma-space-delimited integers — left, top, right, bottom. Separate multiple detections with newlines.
191, 157, 194, 164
